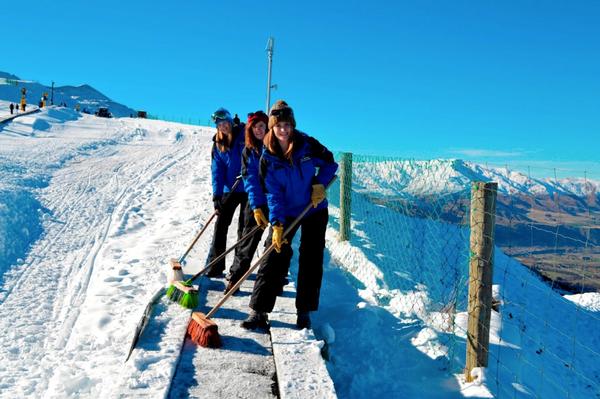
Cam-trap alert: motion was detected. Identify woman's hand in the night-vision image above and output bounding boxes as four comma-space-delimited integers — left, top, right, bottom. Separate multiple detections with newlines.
272, 225, 288, 253
253, 208, 269, 229
311, 184, 326, 208
213, 195, 223, 213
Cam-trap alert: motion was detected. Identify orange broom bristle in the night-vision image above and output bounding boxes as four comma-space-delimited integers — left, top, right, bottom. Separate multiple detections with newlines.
187, 312, 222, 348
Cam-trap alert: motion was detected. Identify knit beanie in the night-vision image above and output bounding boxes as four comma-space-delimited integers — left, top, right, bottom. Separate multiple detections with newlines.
247, 110, 268, 127
268, 100, 296, 130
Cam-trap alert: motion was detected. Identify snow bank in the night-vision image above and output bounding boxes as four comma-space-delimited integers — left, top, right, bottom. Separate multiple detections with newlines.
0, 189, 43, 280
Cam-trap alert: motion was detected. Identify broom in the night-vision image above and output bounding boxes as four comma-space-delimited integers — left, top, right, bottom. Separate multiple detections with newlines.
166, 225, 262, 308
187, 176, 337, 348
168, 177, 243, 276
166, 177, 244, 308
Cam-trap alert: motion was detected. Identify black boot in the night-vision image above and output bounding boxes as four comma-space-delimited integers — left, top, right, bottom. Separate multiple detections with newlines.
241, 311, 270, 331
296, 311, 311, 329
276, 277, 289, 296
224, 279, 239, 295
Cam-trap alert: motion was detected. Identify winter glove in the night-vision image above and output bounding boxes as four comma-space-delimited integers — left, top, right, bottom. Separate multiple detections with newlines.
213, 195, 223, 214
271, 224, 287, 253
253, 208, 269, 229
311, 184, 326, 208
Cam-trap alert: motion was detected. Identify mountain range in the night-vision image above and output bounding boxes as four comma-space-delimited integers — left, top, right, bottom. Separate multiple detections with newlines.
0, 71, 136, 117
352, 158, 600, 293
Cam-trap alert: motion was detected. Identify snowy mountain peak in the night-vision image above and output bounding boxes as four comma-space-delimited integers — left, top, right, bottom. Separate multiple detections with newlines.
0, 71, 136, 117
353, 157, 599, 204
0, 71, 20, 80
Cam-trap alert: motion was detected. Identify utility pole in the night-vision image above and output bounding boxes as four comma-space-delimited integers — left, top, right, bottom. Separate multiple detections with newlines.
51, 81, 55, 105
265, 37, 274, 112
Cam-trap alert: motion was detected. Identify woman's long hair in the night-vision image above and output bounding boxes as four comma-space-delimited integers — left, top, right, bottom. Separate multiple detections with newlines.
215, 125, 233, 152
245, 116, 266, 153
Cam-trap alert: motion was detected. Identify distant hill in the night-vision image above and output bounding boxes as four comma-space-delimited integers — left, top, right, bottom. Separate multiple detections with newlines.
0, 71, 137, 117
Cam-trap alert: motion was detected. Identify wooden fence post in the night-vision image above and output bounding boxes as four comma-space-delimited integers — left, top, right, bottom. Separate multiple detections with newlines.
465, 181, 497, 382
339, 152, 352, 241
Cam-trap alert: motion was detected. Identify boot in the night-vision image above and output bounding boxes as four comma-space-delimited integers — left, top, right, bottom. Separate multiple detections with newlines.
296, 311, 311, 329
241, 311, 270, 331
223, 279, 239, 295
276, 277, 289, 296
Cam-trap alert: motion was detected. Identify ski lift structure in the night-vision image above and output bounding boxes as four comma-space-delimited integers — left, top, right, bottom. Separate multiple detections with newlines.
265, 37, 277, 112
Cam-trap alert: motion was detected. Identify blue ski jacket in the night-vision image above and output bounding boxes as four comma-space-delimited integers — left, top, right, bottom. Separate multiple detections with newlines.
211, 124, 246, 197
241, 146, 267, 210
259, 131, 338, 225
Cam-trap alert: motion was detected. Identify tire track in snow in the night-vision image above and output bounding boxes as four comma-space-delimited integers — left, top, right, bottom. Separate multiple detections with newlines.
43, 132, 201, 397
0, 125, 201, 398
51, 141, 196, 352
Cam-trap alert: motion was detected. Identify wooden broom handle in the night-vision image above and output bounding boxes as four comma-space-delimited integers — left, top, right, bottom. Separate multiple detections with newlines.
186, 225, 262, 283
179, 212, 217, 263
206, 176, 337, 319
179, 177, 242, 263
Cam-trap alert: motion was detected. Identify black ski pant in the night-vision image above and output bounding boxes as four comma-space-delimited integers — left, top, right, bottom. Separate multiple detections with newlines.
227, 203, 269, 283
205, 192, 247, 275
249, 207, 328, 314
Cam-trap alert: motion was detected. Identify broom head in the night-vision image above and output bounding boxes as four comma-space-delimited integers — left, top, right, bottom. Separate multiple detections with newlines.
169, 258, 183, 270
187, 312, 222, 348
166, 280, 199, 309
167, 259, 184, 284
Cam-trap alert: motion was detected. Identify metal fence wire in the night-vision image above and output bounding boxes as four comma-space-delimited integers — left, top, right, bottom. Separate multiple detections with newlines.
327, 153, 600, 398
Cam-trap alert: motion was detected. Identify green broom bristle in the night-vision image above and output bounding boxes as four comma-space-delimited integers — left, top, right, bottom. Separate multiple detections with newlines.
166, 280, 198, 309
166, 284, 177, 299
179, 292, 199, 309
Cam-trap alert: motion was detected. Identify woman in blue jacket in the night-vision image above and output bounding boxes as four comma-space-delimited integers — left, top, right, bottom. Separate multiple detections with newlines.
205, 107, 247, 277
225, 110, 270, 293
242, 100, 338, 330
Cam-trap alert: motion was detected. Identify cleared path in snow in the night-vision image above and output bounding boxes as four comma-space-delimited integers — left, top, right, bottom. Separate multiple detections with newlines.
0, 111, 336, 398
0, 106, 40, 124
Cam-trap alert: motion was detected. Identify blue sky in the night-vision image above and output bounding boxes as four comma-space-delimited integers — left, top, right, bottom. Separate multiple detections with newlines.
2, 1, 599, 178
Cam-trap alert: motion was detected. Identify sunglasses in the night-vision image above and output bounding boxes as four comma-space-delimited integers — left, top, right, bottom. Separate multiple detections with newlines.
211, 110, 231, 122
269, 107, 293, 118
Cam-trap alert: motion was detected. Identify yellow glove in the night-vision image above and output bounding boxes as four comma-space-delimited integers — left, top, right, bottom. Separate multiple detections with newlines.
272, 225, 288, 253
253, 208, 268, 229
311, 184, 326, 208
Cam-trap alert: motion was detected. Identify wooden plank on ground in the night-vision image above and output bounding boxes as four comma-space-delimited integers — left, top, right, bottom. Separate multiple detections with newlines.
270, 281, 337, 399
168, 274, 277, 399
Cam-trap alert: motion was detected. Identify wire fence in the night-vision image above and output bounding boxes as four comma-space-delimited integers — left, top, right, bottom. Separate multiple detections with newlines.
146, 114, 213, 127
327, 153, 600, 398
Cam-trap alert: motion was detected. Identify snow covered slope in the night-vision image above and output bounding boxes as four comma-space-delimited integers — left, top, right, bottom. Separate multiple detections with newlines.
0, 108, 211, 396
1, 110, 598, 398
0, 71, 136, 117
324, 183, 600, 398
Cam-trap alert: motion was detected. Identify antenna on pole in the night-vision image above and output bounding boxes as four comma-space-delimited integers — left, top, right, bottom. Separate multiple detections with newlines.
265, 36, 275, 112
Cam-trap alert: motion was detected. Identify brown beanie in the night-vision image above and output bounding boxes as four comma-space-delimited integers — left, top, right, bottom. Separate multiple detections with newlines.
268, 100, 296, 130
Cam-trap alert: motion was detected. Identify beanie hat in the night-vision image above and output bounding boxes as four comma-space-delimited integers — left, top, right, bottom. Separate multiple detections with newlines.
211, 107, 233, 126
268, 100, 296, 130
247, 110, 268, 127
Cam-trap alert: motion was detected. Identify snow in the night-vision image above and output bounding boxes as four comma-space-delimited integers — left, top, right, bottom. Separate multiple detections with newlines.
351, 157, 600, 201
563, 292, 600, 312
0, 109, 209, 397
1, 107, 599, 398
0, 72, 136, 117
